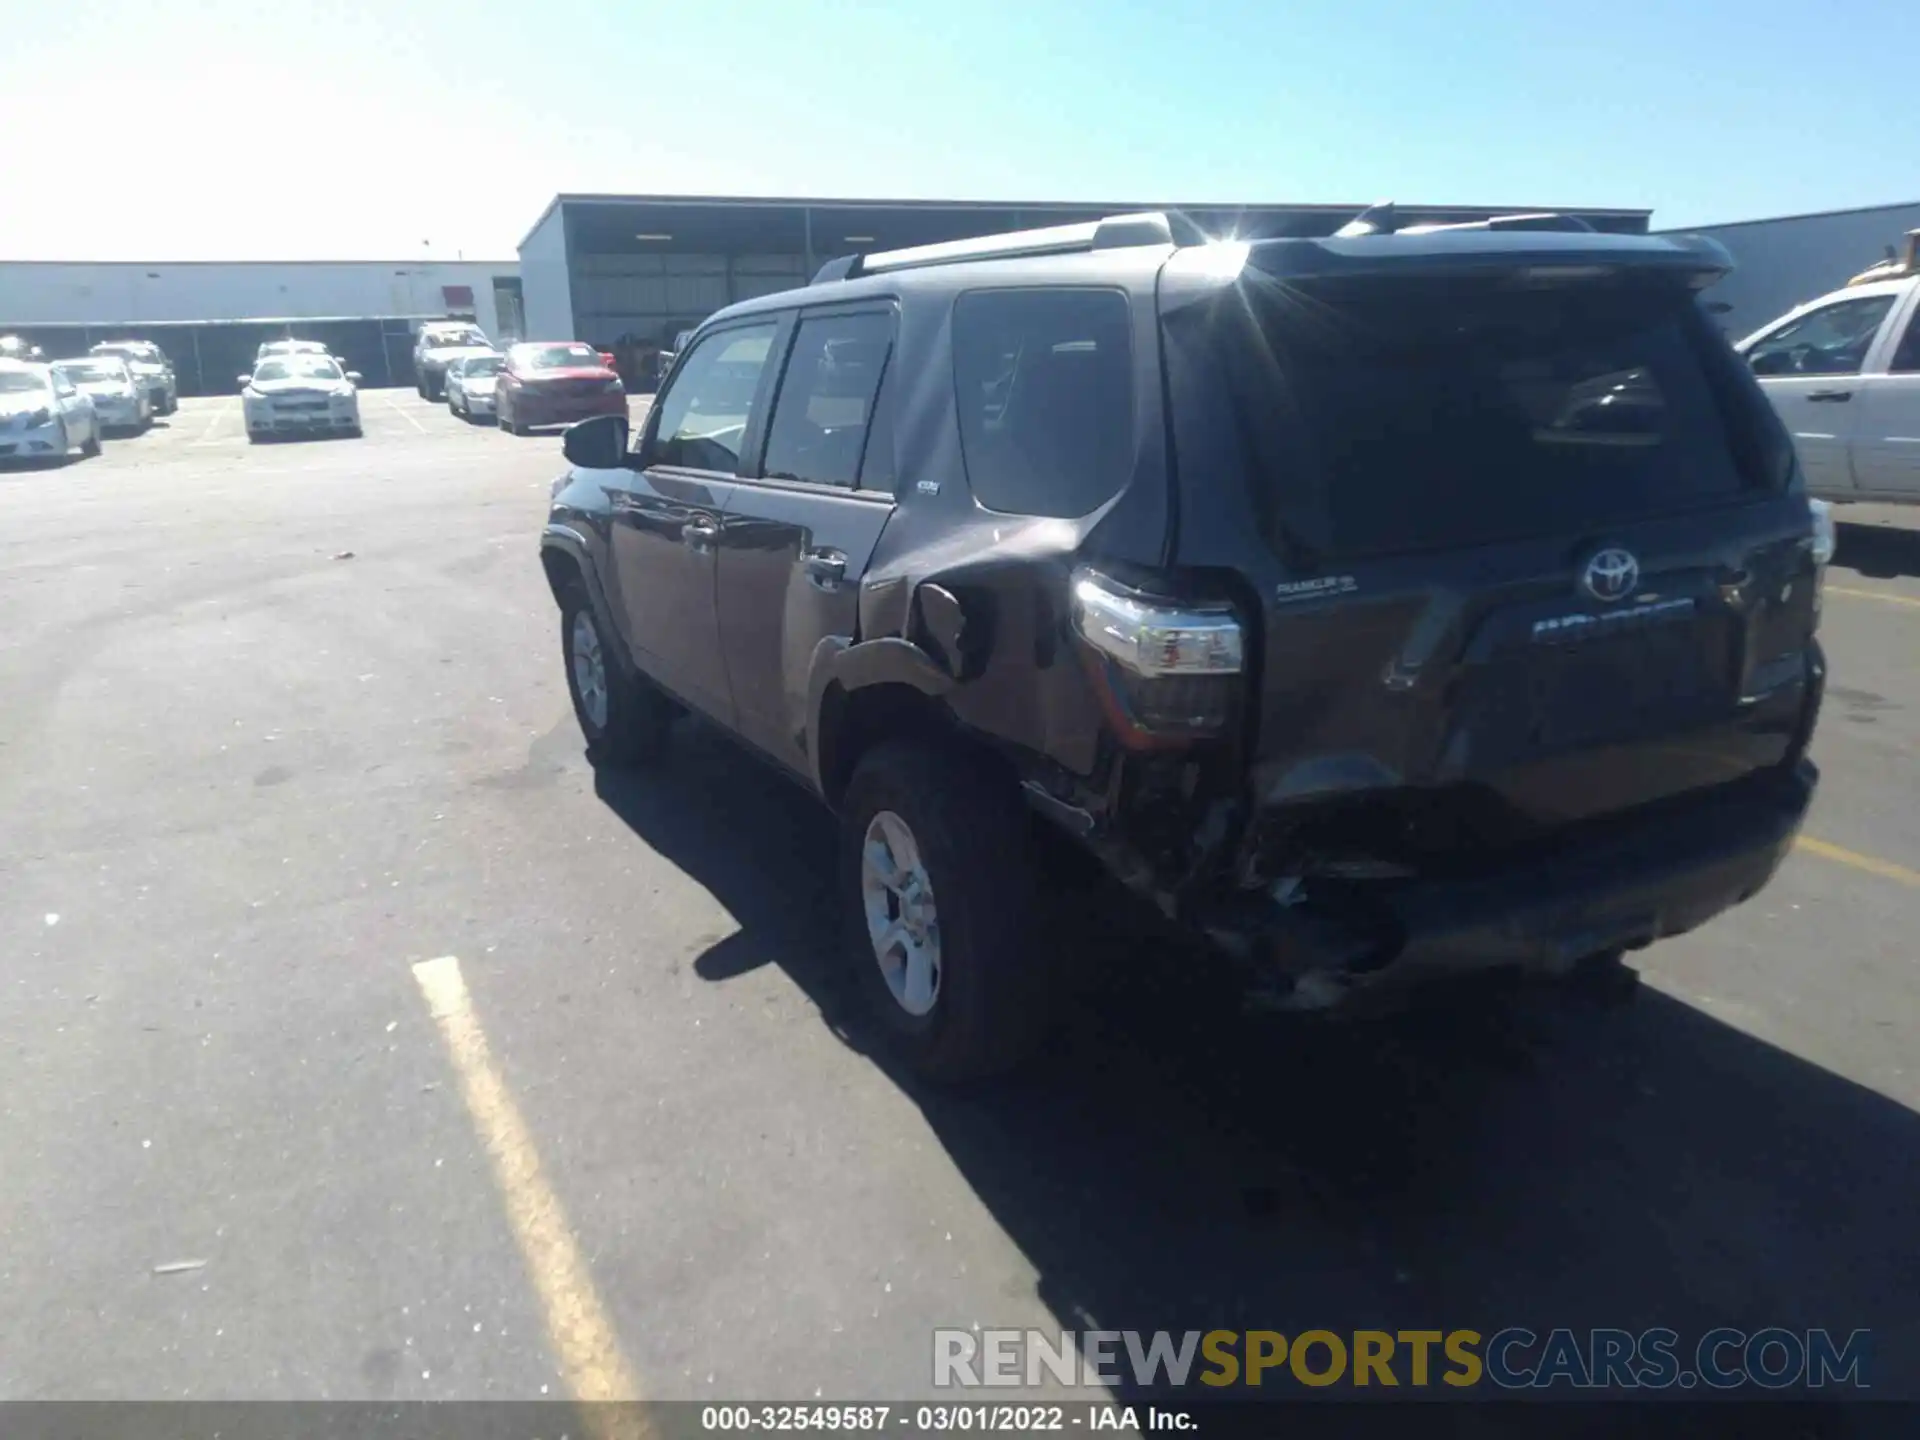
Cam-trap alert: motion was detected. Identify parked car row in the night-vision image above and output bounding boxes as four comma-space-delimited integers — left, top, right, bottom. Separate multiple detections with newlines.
430, 338, 627, 436
1, 359, 117, 463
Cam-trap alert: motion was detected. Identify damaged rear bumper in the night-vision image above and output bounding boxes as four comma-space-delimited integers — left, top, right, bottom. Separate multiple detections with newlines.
1231, 761, 1816, 1007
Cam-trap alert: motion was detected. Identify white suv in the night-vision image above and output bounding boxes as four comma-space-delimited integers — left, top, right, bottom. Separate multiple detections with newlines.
1738, 274, 1920, 503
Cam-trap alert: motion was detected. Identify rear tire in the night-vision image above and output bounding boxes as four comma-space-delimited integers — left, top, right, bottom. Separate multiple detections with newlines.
839, 742, 1048, 1081
559, 591, 672, 766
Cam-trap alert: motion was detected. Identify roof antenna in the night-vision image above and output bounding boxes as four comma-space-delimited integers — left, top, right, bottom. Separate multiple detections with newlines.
1334, 201, 1397, 238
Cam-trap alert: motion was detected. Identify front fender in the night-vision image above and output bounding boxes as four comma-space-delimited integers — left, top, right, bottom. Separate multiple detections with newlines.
540, 522, 632, 677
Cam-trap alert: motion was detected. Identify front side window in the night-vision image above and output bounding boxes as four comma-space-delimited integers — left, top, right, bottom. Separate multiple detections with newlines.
759, 311, 893, 488
951, 288, 1133, 518
1747, 295, 1897, 377
650, 324, 779, 473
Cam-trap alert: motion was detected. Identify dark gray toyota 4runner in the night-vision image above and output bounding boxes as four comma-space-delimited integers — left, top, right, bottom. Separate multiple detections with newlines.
540, 208, 1827, 1080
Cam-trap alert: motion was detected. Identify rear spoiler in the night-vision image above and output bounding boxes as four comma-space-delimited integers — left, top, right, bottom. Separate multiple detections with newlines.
1224, 230, 1735, 287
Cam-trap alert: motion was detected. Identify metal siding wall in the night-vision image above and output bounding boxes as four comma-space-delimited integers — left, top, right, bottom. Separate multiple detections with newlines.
518, 206, 577, 342
568, 251, 805, 346
1673, 203, 1920, 341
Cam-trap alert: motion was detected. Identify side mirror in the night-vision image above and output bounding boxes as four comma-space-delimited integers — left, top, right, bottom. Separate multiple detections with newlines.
346, 371, 363, 383
1749, 350, 1791, 377
562, 412, 631, 468
237, 373, 253, 387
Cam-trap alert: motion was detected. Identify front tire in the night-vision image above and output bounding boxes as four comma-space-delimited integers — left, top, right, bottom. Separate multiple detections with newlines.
560, 593, 672, 766
839, 743, 1047, 1081
82, 422, 102, 458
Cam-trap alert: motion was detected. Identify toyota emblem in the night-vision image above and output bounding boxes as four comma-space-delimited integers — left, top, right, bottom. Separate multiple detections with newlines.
1581, 548, 1640, 603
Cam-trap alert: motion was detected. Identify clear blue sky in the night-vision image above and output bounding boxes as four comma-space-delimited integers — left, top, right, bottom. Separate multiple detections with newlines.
6, 0, 1911, 261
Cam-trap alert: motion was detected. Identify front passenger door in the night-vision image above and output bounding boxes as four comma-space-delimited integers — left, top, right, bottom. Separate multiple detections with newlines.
608, 320, 784, 724
1746, 292, 1899, 496
717, 306, 899, 774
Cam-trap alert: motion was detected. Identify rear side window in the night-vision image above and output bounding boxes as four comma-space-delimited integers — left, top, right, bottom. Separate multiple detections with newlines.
760, 310, 893, 488
952, 289, 1132, 518
651, 323, 778, 473
1189, 278, 1760, 559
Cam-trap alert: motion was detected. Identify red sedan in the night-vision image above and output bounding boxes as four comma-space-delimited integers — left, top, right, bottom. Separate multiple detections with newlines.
496, 342, 627, 436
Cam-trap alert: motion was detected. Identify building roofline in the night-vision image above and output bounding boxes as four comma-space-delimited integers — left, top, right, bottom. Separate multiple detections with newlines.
7, 313, 455, 329
521, 191, 1653, 251
1659, 199, 1920, 235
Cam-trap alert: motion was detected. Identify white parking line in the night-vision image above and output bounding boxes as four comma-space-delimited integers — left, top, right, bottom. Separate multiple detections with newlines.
190, 404, 230, 446
381, 392, 426, 432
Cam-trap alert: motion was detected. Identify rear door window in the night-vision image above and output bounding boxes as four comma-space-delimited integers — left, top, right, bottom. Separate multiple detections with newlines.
952, 289, 1132, 518
1186, 277, 1763, 559
759, 310, 894, 488
650, 323, 779, 473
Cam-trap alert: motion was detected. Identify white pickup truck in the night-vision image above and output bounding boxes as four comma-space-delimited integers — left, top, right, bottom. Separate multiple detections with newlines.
1737, 263, 1920, 503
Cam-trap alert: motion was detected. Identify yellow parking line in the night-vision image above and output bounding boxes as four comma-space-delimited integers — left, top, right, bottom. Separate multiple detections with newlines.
1826, 585, 1920, 611
1796, 836, 1920, 888
411, 956, 647, 1426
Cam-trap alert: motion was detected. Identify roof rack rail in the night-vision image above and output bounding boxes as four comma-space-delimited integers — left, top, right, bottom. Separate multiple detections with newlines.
811, 210, 1201, 285
1332, 202, 1597, 238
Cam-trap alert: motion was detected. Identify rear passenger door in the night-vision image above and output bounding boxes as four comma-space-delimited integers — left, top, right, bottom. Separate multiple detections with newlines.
716, 305, 899, 775
1848, 287, 1920, 497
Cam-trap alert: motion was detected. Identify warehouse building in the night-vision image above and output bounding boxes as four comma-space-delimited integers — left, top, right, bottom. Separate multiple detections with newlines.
1659, 200, 1920, 342
516, 192, 1656, 372
0, 260, 521, 395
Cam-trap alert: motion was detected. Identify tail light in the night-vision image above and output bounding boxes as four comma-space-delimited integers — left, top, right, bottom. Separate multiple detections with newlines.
1070, 569, 1244, 747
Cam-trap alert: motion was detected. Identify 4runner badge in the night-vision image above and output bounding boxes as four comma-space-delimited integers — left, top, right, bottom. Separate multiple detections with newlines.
1275, 575, 1358, 603
1580, 548, 1640, 603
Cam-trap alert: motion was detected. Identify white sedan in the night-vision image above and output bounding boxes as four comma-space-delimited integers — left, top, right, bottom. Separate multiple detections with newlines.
444, 353, 504, 422
0, 360, 102, 462
1737, 273, 1920, 503
53, 356, 152, 433
240, 354, 364, 441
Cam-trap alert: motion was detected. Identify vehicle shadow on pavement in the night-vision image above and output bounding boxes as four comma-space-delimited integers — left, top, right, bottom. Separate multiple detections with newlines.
1836, 520, 1920, 581
593, 727, 1920, 1414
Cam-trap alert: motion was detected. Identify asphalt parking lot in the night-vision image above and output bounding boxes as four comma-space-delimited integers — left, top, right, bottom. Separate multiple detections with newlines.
3, 389, 1919, 1405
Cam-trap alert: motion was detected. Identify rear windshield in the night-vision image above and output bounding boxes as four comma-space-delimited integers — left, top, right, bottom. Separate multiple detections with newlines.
425, 327, 488, 349
0, 371, 48, 394
1184, 277, 1770, 559
518, 344, 601, 370
55, 361, 125, 383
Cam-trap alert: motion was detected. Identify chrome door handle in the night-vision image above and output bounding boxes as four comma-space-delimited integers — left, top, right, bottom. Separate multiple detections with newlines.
683, 517, 720, 551
805, 551, 846, 589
